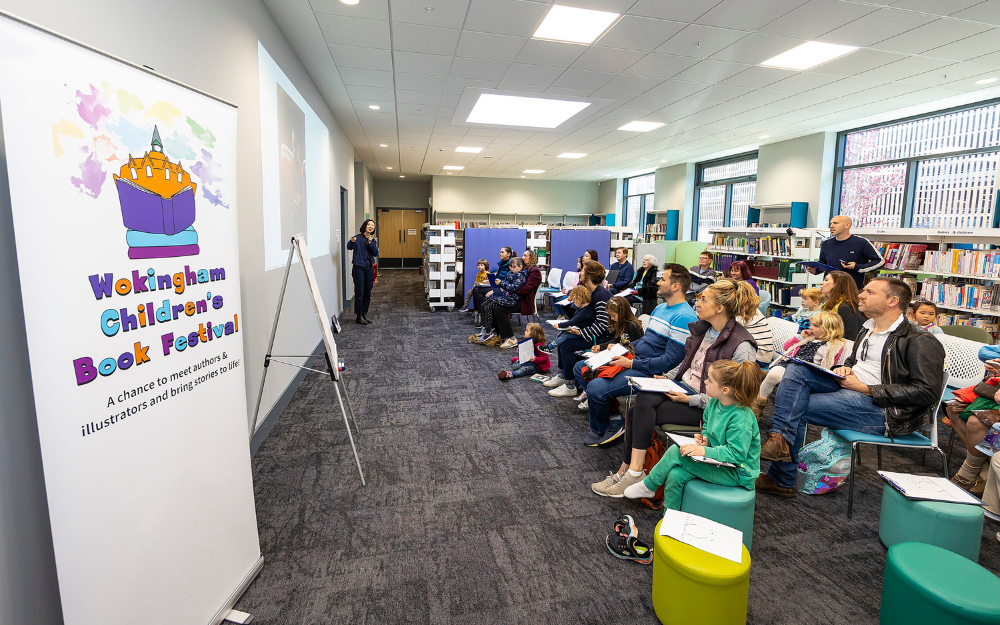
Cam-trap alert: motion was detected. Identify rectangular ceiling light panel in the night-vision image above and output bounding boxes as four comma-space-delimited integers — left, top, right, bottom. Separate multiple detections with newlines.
466, 93, 591, 128
760, 41, 859, 71
618, 121, 664, 132
558, 152, 587, 158
533, 5, 620, 45
523, 169, 545, 174
443, 165, 464, 170
455, 146, 483, 153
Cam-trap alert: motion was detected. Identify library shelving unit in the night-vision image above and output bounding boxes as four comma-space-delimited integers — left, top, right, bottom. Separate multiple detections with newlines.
434, 211, 591, 227
526, 225, 549, 283
609, 226, 639, 264
423, 224, 458, 312
707, 227, 825, 313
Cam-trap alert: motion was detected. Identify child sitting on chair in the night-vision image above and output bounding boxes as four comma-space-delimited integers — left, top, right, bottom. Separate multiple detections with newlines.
791, 287, 823, 333
756, 311, 848, 408
619, 360, 764, 511
498, 323, 551, 380
460, 259, 490, 314
541, 286, 593, 353
908, 299, 944, 335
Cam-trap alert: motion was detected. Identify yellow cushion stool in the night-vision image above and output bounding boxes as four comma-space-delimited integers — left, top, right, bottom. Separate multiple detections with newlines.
652, 519, 752, 625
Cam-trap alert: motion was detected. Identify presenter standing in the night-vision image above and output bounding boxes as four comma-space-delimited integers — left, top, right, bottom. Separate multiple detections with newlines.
807, 216, 884, 289
347, 219, 378, 325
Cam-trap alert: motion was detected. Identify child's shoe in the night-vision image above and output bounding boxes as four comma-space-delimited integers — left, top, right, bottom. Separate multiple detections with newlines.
538, 343, 554, 354
498, 370, 512, 380
499, 338, 518, 349
623, 479, 657, 499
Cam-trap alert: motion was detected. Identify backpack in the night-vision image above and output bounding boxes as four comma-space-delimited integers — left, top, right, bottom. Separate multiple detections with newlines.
639, 432, 668, 510
795, 428, 853, 495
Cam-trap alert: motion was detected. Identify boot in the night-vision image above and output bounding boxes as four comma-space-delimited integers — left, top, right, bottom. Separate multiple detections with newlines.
363, 313, 374, 324
356, 314, 368, 325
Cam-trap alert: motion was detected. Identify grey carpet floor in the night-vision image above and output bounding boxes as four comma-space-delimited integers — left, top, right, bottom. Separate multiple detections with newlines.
235, 269, 1000, 624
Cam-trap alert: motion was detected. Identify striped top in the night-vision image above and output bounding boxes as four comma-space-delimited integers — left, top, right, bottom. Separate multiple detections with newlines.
578, 286, 613, 343
740, 311, 776, 365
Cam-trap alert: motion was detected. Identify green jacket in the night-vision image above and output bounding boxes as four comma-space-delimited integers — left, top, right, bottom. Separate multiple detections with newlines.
701, 399, 761, 489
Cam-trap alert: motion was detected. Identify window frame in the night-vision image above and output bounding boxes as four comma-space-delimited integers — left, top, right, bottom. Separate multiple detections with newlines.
623, 173, 655, 233
832, 96, 1000, 230
693, 152, 758, 241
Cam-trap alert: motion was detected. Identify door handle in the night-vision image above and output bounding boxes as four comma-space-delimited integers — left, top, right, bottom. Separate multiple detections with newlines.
399, 231, 401, 243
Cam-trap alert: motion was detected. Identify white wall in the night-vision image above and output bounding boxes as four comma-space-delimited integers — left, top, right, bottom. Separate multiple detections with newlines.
597, 178, 618, 220
432, 175, 598, 217
655, 163, 696, 240
374, 179, 430, 209
755, 132, 838, 228
0, 1, 359, 622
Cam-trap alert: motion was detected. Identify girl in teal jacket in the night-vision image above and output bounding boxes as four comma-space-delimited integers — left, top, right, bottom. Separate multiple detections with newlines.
624, 359, 764, 510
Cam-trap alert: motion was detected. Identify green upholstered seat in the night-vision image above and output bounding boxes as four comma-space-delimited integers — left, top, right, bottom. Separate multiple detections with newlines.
880, 542, 1000, 625
879, 483, 984, 561
680, 479, 756, 551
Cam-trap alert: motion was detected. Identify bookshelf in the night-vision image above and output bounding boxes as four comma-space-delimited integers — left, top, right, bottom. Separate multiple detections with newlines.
422, 224, 458, 311
434, 211, 591, 227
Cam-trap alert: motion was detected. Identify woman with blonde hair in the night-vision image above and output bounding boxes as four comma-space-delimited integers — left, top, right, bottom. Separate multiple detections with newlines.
757, 310, 849, 407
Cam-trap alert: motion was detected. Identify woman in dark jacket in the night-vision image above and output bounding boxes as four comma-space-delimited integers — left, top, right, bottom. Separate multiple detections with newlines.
472, 246, 513, 315
346, 219, 379, 325
470, 258, 527, 347
493, 250, 542, 345
624, 254, 660, 315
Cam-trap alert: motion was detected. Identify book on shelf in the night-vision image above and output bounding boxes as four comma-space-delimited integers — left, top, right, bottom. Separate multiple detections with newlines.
919, 279, 1000, 313
921, 246, 1000, 278
747, 236, 791, 257
712, 234, 749, 251
873, 242, 929, 271
750, 259, 798, 281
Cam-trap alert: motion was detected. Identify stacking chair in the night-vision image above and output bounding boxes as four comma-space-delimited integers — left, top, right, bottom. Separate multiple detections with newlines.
764, 317, 798, 352
935, 334, 988, 465
940, 324, 993, 344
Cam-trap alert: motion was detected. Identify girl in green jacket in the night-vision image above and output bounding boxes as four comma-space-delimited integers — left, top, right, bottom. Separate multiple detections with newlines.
624, 360, 764, 510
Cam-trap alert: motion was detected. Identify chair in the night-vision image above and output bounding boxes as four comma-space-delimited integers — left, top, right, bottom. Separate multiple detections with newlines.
757, 289, 771, 314
940, 324, 993, 344
764, 317, 799, 352
639, 314, 650, 331
937, 334, 988, 464
878, 482, 984, 561
835, 373, 950, 519
512, 282, 540, 326
537, 267, 562, 312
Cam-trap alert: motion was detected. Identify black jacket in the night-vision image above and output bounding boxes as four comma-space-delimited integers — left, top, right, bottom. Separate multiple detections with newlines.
630, 265, 659, 299
844, 317, 946, 437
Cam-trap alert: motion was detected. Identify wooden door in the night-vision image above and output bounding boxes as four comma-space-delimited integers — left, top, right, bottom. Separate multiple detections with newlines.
401, 210, 425, 258
377, 209, 402, 258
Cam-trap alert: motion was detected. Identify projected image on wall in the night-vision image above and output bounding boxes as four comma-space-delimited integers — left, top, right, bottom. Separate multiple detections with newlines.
277, 85, 307, 249
258, 42, 330, 270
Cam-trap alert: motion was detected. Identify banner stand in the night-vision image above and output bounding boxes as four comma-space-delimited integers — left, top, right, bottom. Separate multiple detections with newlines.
250, 236, 365, 485
213, 556, 264, 625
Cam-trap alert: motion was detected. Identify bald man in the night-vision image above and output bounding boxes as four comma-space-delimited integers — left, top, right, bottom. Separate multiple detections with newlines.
809, 216, 884, 289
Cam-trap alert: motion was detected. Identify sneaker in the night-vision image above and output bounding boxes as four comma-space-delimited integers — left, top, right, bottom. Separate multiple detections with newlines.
578, 400, 589, 411
459, 307, 470, 313
760, 432, 792, 462
596, 422, 624, 446
543, 375, 566, 388
592, 471, 623, 496
574, 391, 588, 401
755, 473, 796, 499
538, 344, 554, 355
548, 384, 577, 398
498, 370, 512, 381
607, 471, 648, 498
583, 431, 603, 447
499, 338, 518, 349
606, 533, 653, 565
623, 479, 657, 499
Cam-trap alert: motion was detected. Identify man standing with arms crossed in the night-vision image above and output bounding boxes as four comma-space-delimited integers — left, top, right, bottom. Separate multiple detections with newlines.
807, 216, 884, 290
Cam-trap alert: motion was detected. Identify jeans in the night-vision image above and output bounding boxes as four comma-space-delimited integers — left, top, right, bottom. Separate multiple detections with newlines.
509, 361, 540, 378
553, 302, 575, 318
574, 360, 641, 436
556, 334, 594, 383
352, 265, 374, 314
547, 331, 572, 351
766, 363, 887, 488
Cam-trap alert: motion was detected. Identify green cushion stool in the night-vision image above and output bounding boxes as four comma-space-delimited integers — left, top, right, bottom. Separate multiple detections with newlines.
681, 479, 756, 551
652, 519, 751, 625
880, 542, 1000, 625
879, 483, 984, 561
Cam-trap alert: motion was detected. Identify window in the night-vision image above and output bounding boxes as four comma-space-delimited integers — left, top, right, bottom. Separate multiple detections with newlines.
694, 153, 758, 242
623, 173, 654, 233
835, 100, 1000, 230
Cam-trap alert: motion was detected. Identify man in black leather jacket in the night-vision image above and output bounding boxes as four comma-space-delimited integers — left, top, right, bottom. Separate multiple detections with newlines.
756, 276, 946, 498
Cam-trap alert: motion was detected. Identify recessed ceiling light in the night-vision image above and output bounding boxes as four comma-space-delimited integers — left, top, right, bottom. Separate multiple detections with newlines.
618, 121, 664, 132
976, 77, 998, 85
340, 0, 359, 4
368, 104, 381, 110
660, 160, 667, 163
447, 172, 453, 174
558, 152, 586, 158
399, 175, 405, 178
533, 5, 619, 45
379, 144, 388, 147
387, 167, 392, 170
443, 165, 464, 170
520, 175, 526, 178
466, 93, 590, 129
523, 169, 545, 174
455, 146, 483, 153
760, 41, 858, 70
759, 134, 769, 139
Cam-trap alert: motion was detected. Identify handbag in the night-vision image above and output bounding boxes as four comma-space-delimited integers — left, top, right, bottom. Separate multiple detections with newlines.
973, 377, 1000, 400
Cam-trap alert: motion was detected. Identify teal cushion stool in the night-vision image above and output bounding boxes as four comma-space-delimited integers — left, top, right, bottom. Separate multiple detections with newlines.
680, 479, 755, 551
879, 483, 984, 561
880, 542, 1000, 625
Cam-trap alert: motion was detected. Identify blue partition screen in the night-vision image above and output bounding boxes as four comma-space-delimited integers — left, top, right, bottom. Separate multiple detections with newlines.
550, 229, 612, 274
463, 228, 527, 304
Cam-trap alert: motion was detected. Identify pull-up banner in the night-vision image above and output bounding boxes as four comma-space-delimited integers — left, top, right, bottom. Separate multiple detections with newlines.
0, 15, 261, 625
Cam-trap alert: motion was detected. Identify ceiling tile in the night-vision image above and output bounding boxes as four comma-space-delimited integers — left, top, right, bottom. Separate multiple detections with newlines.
396, 90, 444, 105
806, 48, 905, 76
451, 57, 511, 80
766, 71, 844, 92
572, 47, 647, 73
719, 65, 795, 88
875, 18, 992, 54
444, 77, 500, 93
711, 33, 807, 65
817, 8, 937, 47
645, 79, 713, 100
456, 31, 527, 62
551, 68, 617, 90
970, 49, 1000, 68
600, 74, 664, 94
853, 55, 955, 82
514, 40, 588, 67
464, 0, 549, 37
656, 24, 749, 58
496, 82, 550, 93
392, 23, 462, 56
889, 0, 984, 15
545, 86, 596, 96
759, 0, 878, 39
346, 84, 397, 101
390, 0, 471, 29
623, 53, 700, 79
339, 68, 395, 87
899, 60, 998, 85
696, 0, 809, 31
951, 0, 1000, 26
394, 73, 448, 92
597, 16, 687, 52
629, 0, 723, 22
393, 51, 453, 76
329, 44, 394, 71
312, 0, 390, 20
923, 28, 1000, 61
317, 14, 391, 49
397, 102, 437, 115
685, 84, 755, 102
502, 63, 565, 85
672, 59, 752, 82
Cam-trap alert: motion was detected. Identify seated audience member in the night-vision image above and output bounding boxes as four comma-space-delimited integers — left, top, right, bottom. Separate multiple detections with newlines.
741, 306, 776, 367
727, 260, 759, 294
687, 251, 717, 303
490, 250, 542, 344
757, 311, 848, 408
575, 297, 645, 408
498, 323, 551, 380
757, 277, 946, 498
461, 259, 489, 314
908, 299, 943, 335
608, 247, 635, 294
543, 286, 593, 354
592, 280, 759, 497
471, 246, 513, 314
979, 451, 1000, 525
623, 254, 659, 315
583, 249, 600, 264
542, 261, 614, 395
553, 256, 583, 319
820, 270, 866, 340
948, 354, 1000, 494
792, 287, 823, 333
564, 267, 697, 447
469, 257, 526, 347
620, 360, 764, 507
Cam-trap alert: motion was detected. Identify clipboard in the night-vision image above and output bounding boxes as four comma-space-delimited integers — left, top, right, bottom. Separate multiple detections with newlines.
774, 348, 846, 379
487, 272, 498, 288
798, 261, 841, 273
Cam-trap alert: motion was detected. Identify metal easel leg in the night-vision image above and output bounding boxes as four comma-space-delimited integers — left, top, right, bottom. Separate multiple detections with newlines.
334, 381, 365, 485
338, 372, 360, 434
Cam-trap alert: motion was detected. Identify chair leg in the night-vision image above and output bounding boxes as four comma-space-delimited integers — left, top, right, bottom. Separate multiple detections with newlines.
877, 446, 882, 470
847, 443, 858, 520
856, 444, 862, 467
946, 429, 956, 468
939, 448, 949, 479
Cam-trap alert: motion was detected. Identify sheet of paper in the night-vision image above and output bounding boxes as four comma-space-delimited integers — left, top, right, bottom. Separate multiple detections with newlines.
619, 288, 637, 297
659, 509, 743, 564
667, 433, 697, 447
586, 343, 628, 368
878, 471, 985, 506
629, 377, 693, 395
518, 339, 534, 365
555, 297, 571, 305
665, 433, 737, 468
546, 319, 561, 328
